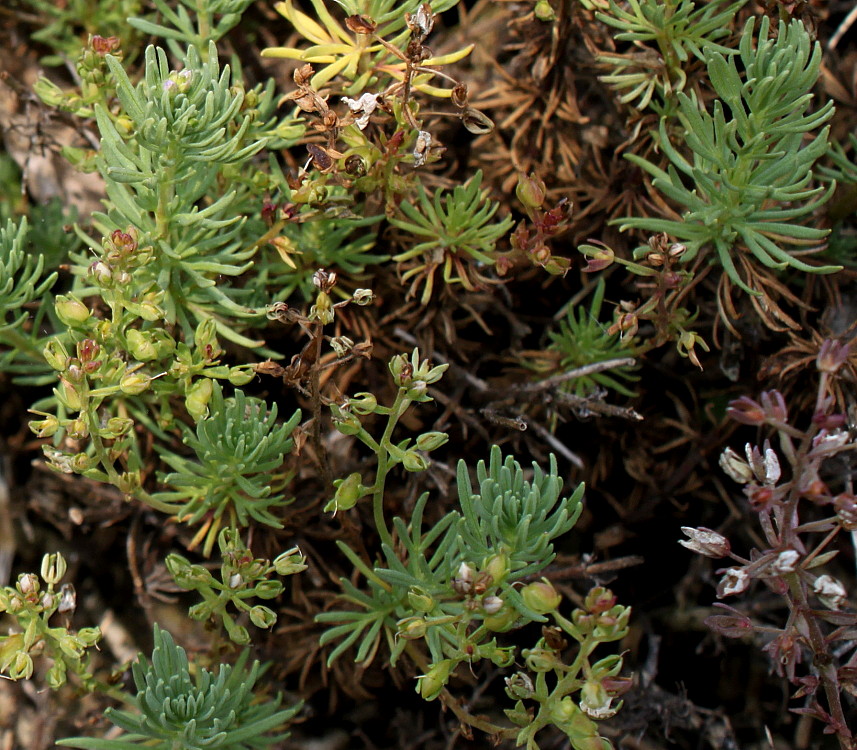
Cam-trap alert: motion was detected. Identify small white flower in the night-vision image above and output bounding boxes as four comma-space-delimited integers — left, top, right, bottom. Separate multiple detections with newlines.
342, 92, 380, 130
813, 574, 847, 610
772, 549, 799, 575
228, 573, 243, 589
482, 596, 503, 614
719, 567, 750, 597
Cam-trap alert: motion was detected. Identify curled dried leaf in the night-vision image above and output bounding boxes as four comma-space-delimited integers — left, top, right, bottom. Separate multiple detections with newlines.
461, 107, 494, 134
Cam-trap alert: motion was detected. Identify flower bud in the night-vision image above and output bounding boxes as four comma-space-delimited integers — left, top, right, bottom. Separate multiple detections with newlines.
185, 378, 214, 421
481, 595, 504, 614
273, 548, 307, 576
120, 372, 151, 396
534, 0, 556, 20
416, 659, 453, 700
55, 294, 91, 326
224, 619, 250, 645
483, 606, 519, 632
402, 450, 430, 472
29, 414, 60, 438
249, 605, 278, 629
228, 366, 255, 386
516, 172, 547, 209
326, 472, 364, 513
57, 378, 83, 411
254, 580, 284, 600
43, 339, 70, 371
126, 329, 158, 361
398, 617, 428, 639
90, 261, 113, 285
416, 431, 448, 451
483, 554, 508, 586
348, 393, 378, 415
41, 553, 67, 585
407, 587, 435, 613
521, 580, 561, 614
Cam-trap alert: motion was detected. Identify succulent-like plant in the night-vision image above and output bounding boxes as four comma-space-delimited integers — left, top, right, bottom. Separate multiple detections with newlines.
128, 0, 256, 58
84, 42, 296, 347
152, 383, 301, 556
0, 216, 58, 380
584, 0, 747, 110
262, 0, 471, 94
390, 171, 514, 302
58, 624, 301, 749
534, 280, 639, 398
619, 17, 839, 295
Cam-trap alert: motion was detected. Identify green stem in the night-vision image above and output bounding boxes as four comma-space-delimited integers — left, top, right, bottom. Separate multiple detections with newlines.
372, 390, 411, 549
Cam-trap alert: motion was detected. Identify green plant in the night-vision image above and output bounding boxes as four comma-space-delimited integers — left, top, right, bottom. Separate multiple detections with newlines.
128, 0, 256, 59
262, 0, 471, 94
58, 624, 301, 750
23, 0, 143, 66
83, 41, 299, 347
152, 382, 301, 556
531, 279, 639, 398
0, 553, 101, 689
0, 216, 59, 380
166, 527, 307, 644
317, 350, 630, 749
253, 199, 386, 303
619, 17, 840, 295
583, 0, 746, 111
389, 171, 514, 302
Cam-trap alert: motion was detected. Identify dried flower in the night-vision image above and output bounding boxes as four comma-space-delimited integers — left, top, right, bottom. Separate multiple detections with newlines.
717, 567, 750, 598
816, 339, 850, 373
719, 447, 754, 484
813, 575, 847, 610
772, 549, 800, 575
413, 130, 432, 167
679, 527, 731, 558
342, 92, 381, 130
